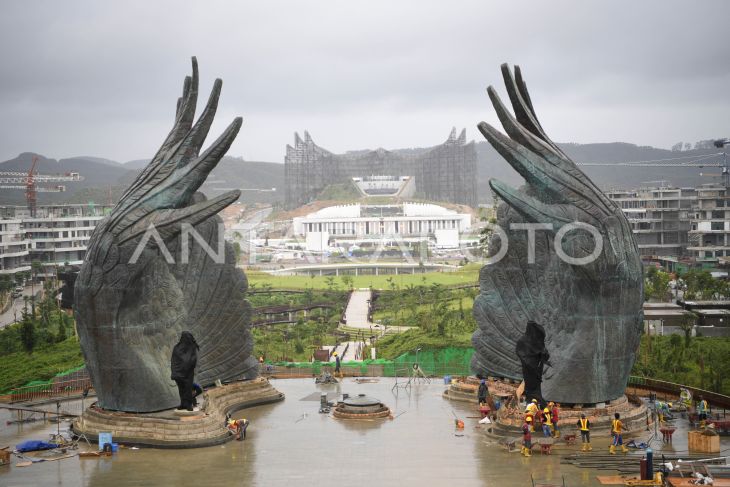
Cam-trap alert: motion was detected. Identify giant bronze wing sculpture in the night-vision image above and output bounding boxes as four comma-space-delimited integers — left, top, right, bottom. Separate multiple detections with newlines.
471, 64, 643, 404
75, 58, 257, 412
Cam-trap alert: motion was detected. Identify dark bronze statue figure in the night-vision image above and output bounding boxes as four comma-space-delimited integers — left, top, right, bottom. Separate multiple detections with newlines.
171, 331, 199, 411
74, 58, 257, 412
472, 64, 643, 404
515, 321, 551, 405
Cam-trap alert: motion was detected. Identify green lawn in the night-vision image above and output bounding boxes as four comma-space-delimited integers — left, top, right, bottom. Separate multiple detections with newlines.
372, 296, 475, 321
0, 338, 84, 393
246, 263, 481, 290
375, 328, 473, 359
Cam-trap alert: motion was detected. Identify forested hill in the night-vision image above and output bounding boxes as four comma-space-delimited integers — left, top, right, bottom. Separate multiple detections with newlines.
476, 141, 723, 200
0, 142, 723, 206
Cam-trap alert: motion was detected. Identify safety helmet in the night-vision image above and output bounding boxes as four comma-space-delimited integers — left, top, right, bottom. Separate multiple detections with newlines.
333, 352, 338, 356
532, 399, 538, 403
526, 416, 533, 422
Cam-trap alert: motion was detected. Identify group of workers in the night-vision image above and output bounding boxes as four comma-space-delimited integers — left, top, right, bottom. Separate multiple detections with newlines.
654, 394, 709, 428
520, 398, 629, 457
520, 399, 561, 456
523, 399, 561, 437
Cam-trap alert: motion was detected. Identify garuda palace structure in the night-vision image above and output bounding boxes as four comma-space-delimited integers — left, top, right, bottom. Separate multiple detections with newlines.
284, 128, 477, 208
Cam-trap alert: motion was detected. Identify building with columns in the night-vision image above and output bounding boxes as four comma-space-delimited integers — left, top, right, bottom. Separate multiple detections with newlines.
293, 202, 471, 250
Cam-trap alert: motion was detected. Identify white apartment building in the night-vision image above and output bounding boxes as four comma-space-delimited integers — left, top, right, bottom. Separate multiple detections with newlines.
0, 204, 112, 277
605, 186, 694, 258
688, 185, 730, 263
0, 217, 30, 275
606, 184, 730, 266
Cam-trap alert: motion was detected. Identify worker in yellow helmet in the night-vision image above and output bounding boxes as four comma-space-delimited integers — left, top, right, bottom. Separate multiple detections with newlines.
333, 352, 342, 378
521, 415, 533, 457
610, 413, 628, 454
576, 413, 592, 451
524, 399, 539, 431
541, 405, 553, 437
226, 414, 250, 441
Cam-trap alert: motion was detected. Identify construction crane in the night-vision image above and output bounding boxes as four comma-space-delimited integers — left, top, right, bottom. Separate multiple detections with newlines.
0, 156, 84, 216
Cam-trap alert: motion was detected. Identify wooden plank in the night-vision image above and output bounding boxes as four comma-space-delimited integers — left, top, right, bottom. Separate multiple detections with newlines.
596, 475, 640, 485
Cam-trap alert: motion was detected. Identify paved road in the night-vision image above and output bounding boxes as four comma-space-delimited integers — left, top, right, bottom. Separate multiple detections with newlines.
0, 286, 38, 328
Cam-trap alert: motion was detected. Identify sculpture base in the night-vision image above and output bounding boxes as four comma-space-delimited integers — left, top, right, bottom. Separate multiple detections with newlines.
487, 394, 650, 438
442, 376, 519, 403
72, 377, 284, 448
444, 377, 651, 438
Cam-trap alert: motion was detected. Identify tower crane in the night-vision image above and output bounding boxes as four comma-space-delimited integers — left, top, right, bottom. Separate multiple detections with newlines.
0, 155, 85, 216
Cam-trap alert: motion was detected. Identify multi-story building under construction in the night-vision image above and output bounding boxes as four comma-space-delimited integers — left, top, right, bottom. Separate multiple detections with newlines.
284, 128, 477, 209
606, 184, 730, 269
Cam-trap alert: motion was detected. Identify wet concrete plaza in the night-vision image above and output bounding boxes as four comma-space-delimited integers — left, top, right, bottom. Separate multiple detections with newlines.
1, 378, 726, 486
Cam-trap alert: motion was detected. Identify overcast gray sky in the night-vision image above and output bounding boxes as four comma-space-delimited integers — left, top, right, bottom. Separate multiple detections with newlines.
1, 1, 728, 164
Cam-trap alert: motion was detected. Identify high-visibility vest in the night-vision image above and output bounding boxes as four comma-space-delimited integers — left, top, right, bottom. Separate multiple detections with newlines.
699, 400, 708, 412
612, 419, 622, 433
579, 418, 589, 431
542, 408, 553, 425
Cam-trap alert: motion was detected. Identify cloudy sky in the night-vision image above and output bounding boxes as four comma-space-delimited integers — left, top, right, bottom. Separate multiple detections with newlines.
1, 1, 728, 164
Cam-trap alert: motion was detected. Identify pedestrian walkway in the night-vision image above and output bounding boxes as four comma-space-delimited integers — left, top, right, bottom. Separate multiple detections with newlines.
342, 289, 371, 327
340, 288, 410, 335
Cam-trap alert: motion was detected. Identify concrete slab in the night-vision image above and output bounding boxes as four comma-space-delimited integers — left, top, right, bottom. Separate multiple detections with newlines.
0, 379, 727, 486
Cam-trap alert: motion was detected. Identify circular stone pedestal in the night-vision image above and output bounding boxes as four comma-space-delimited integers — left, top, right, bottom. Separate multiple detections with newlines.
442, 377, 518, 403
488, 394, 650, 439
332, 394, 391, 420
443, 377, 651, 438
72, 377, 284, 448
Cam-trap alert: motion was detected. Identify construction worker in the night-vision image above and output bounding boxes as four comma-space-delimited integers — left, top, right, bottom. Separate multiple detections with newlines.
525, 399, 539, 431
541, 404, 553, 437
333, 352, 342, 378
657, 401, 672, 424
521, 416, 533, 457
477, 379, 489, 406
610, 413, 628, 454
697, 395, 708, 428
576, 414, 592, 451
226, 415, 250, 441
550, 402, 560, 438
679, 388, 692, 409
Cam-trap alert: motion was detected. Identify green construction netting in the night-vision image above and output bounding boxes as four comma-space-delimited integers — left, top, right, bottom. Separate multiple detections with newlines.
7, 348, 473, 393
6, 365, 88, 394
268, 347, 474, 377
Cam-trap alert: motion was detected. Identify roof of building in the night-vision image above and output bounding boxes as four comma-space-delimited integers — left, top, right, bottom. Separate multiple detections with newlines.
694, 309, 730, 317
301, 202, 462, 220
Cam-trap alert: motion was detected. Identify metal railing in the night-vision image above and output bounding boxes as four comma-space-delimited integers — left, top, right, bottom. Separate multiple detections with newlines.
3, 376, 93, 404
